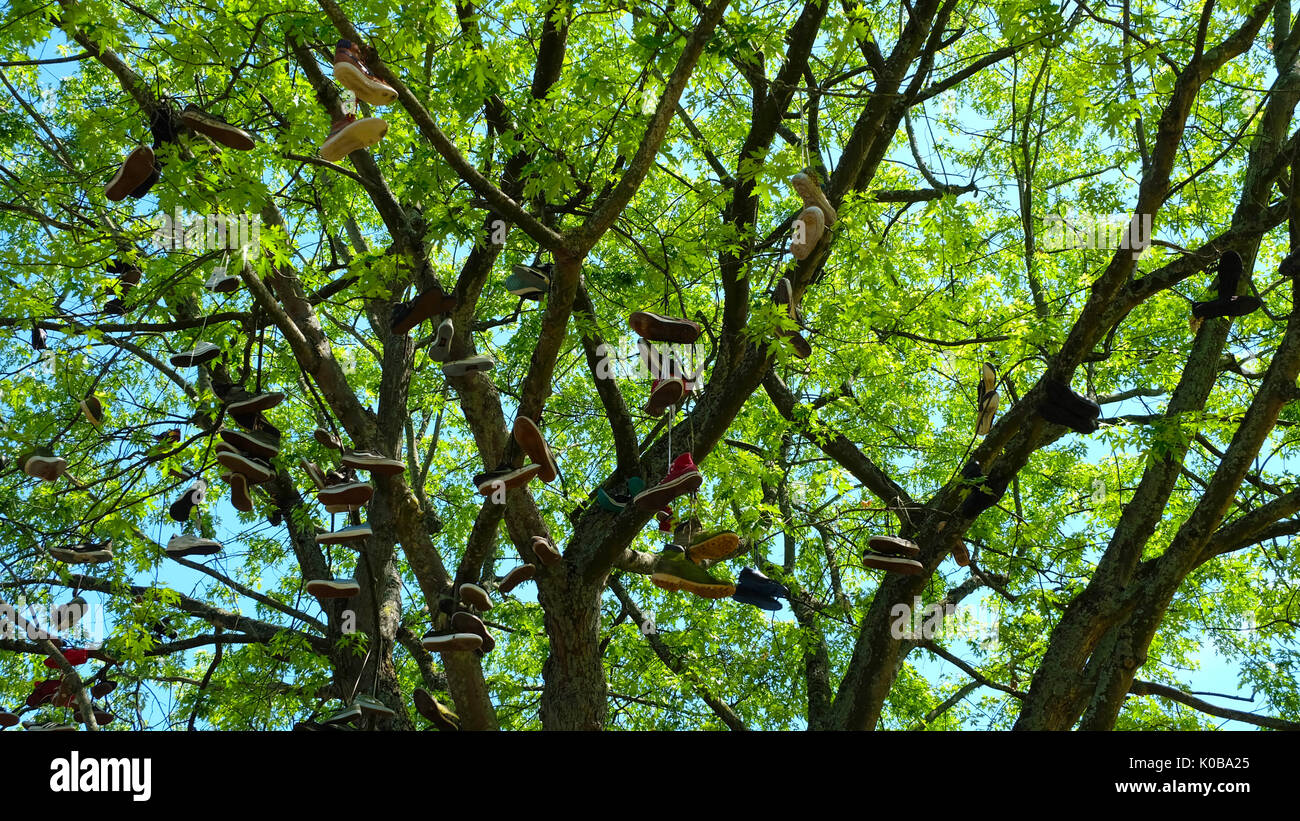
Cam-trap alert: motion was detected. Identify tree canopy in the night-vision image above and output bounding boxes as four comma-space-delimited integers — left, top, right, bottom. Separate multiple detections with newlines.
0, 0, 1297, 732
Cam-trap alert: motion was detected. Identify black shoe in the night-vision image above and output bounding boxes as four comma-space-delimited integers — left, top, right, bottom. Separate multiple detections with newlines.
736, 566, 789, 599
1191, 251, 1262, 319
959, 460, 1009, 517
169, 479, 206, 522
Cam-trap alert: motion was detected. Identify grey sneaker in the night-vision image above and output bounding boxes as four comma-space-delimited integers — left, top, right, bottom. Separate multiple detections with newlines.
166, 534, 223, 558
441, 355, 495, 377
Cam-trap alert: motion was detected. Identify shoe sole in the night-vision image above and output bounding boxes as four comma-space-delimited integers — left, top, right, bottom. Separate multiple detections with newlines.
392, 288, 457, 335
499, 565, 537, 593
650, 573, 735, 599
860, 553, 924, 575
317, 527, 373, 544
442, 357, 494, 377
421, 633, 483, 653
531, 538, 561, 565
219, 429, 279, 460
320, 117, 388, 162
170, 348, 220, 368
340, 454, 404, 476
317, 483, 374, 506
477, 464, 542, 496
167, 542, 222, 558
217, 451, 274, 483
790, 171, 838, 225
225, 473, 253, 512
688, 532, 739, 563
790, 205, 825, 259
629, 311, 701, 344
976, 391, 998, 435
867, 535, 920, 558
227, 393, 285, 414
512, 417, 557, 482
181, 111, 255, 151
104, 146, 155, 202
788, 332, 812, 359
49, 549, 112, 565
333, 62, 398, 106
25, 457, 67, 482
645, 378, 685, 416
633, 470, 702, 511
306, 580, 360, 598
458, 583, 492, 611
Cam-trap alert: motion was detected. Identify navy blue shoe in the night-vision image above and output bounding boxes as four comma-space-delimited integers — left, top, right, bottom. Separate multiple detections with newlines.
737, 567, 789, 599
732, 587, 782, 611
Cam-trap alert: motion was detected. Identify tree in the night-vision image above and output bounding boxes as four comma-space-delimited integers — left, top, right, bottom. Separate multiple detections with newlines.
0, 0, 1297, 732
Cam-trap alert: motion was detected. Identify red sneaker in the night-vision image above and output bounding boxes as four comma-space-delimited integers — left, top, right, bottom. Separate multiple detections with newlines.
634, 453, 702, 511
644, 377, 685, 416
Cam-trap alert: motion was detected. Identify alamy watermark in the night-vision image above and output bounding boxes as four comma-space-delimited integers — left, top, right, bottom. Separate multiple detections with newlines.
0, 595, 107, 644
1042, 212, 1151, 260
151, 208, 262, 258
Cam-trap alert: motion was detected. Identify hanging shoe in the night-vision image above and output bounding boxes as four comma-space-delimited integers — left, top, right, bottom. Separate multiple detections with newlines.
413, 689, 460, 731
321, 705, 362, 728
512, 416, 558, 482
341, 450, 405, 476
790, 170, 838, 225
332, 39, 398, 106
204, 267, 241, 293
217, 448, 274, 484
219, 428, 280, 460
629, 311, 701, 344
305, 578, 361, 599
442, 354, 495, 377
79, 395, 104, 427
352, 694, 396, 719
48, 539, 114, 565
474, 463, 542, 497
22, 449, 67, 482
458, 583, 492, 611
169, 341, 221, 368
531, 535, 561, 566
23, 721, 77, 732
594, 477, 645, 512
1038, 378, 1101, 435
958, 459, 1010, 518
180, 104, 256, 151
499, 564, 537, 593
222, 471, 253, 512
55, 596, 88, 630
221, 389, 285, 415
314, 427, 343, 450
685, 530, 739, 564
1191, 251, 1262, 319
430, 317, 454, 362
737, 566, 790, 599
869, 535, 920, 558
317, 482, 374, 508
104, 146, 156, 202
860, 549, 924, 575
0, 711, 18, 729
505, 263, 551, 300
644, 376, 685, 416
169, 478, 206, 522
422, 627, 482, 653
321, 112, 388, 163
976, 362, 999, 436
634, 453, 702, 511
732, 587, 782, 611
166, 534, 223, 559
451, 611, 496, 654
790, 205, 825, 260
391, 285, 457, 335
651, 544, 735, 599
316, 523, 373, 544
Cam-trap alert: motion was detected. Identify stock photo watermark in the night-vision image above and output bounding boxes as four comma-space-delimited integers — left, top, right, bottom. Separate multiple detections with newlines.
151, 208, 262, 258
0, 595, 108, 644
1041, 212, 1151, 260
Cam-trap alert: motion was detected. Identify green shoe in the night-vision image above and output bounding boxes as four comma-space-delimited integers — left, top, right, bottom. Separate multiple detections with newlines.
596, 477, 645, 512
651, 545, 735, 599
